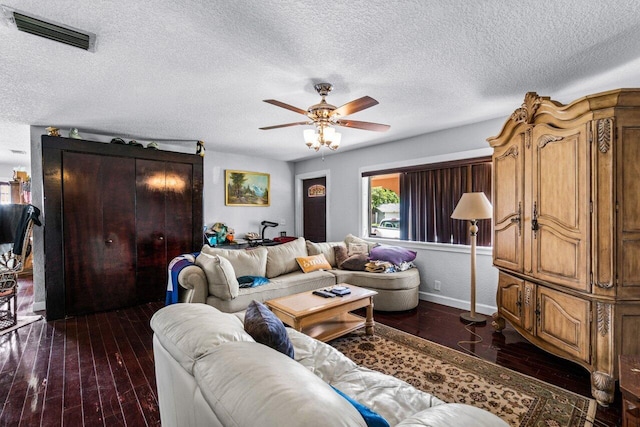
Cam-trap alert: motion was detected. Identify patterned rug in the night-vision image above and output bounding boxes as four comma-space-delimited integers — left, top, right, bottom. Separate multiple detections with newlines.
329, 323, 596, 427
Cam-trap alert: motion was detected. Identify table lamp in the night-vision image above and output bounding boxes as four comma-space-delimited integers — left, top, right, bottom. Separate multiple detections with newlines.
451, 192, 493, 324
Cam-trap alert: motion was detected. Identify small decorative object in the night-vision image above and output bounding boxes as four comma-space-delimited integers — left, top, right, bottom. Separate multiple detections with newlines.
128, 140, 143, 147
225, 170, 270, 206
110, 137, 125, 144
46, 127, 60, 137
146, 141, 159, 150
196, 140, 205, 157
69, 128, 81, 139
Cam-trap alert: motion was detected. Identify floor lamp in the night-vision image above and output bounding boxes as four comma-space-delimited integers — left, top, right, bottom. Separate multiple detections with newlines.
451, 192, 493, 324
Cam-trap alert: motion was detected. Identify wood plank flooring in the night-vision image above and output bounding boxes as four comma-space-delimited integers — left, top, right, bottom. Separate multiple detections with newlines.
0, 276, 622, 426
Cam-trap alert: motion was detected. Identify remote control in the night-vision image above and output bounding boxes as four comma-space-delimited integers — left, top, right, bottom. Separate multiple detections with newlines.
313, 290, 335, 298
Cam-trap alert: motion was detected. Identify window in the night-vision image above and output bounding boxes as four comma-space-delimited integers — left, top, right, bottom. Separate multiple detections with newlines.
365, 157, 492, 246
0, 183, 10, 204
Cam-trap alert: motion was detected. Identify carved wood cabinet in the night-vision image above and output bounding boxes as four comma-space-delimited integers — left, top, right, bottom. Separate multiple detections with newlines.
488, 89, 640, 406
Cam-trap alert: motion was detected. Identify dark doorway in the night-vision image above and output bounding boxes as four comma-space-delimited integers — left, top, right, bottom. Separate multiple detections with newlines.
302, 177, 326, 242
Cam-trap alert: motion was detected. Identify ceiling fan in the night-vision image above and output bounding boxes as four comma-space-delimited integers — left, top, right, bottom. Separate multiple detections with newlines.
260, 83, 390, 151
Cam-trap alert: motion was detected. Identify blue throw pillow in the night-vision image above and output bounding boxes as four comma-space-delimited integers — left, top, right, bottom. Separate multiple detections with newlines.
244, 300, 294, 358
369, 245, 416, 266
331, 386, 390, 427
237, 276, 270, 288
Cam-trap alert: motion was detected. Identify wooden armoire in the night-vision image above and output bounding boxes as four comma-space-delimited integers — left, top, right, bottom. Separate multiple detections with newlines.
42, 136, 203, 321
488, 89, 640, 407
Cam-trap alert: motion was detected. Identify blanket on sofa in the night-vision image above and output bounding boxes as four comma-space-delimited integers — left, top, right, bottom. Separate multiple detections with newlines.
166, 253, 199, 305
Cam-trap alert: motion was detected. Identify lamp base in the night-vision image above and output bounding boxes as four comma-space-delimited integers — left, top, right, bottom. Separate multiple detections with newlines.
460, 312, 487, 324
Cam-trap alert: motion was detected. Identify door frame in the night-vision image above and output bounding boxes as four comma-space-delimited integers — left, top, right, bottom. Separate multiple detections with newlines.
295, 170, 330, 239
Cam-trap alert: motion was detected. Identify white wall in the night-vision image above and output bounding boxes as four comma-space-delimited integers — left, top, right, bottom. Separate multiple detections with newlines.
202, 151, 295, 238
294, 117, 505, 315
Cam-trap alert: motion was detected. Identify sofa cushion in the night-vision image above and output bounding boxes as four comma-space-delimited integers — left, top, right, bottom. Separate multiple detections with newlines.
195, 253, 239, 300
150, 304, 254, 375
244, 300, 294, 358
296, 254, 333, 273
348, 242, 369, 256
201, 245, 268, 277
266, 236, 307, 278
306, 240, 346, 267
193, 342, 367, 427
370, 245, 417, 265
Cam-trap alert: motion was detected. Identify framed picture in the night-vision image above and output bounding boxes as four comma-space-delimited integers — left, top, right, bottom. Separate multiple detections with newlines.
225, 170, 270, 206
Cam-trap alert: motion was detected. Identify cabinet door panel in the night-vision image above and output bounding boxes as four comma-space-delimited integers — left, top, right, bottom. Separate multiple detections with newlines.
63, 152, 136, 315
497, 272, 524, 327
136, 160, 194, 303
537, 287, 590, 363
493, 136, 524, 271
165, 162, 194, 261
531, 125, 589, 290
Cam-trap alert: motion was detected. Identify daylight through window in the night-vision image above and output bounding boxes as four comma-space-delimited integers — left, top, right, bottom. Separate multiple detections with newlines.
365, 157, 492, 246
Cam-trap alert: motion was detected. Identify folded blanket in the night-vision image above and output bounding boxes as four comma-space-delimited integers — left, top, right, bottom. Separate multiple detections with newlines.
365, 260, 395, 273
166, 253, 199, 305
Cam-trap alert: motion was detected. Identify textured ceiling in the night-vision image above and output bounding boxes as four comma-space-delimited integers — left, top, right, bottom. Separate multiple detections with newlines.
1, 0, 640, 164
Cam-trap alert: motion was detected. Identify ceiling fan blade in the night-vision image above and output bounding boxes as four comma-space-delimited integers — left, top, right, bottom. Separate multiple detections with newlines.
259, 121, 309, 130
335, 119, 390, 132
332, 96, 379, 117
263, 99, 308, 115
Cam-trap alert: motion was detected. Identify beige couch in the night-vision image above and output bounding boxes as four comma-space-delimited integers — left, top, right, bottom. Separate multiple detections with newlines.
178, 236, 420, 312
151, 303, 508, 427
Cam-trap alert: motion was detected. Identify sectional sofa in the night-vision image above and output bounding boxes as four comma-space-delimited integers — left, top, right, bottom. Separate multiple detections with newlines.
177, 235, 421, 312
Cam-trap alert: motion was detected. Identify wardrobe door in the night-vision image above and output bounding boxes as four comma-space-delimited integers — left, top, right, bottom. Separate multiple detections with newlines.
136, 159, 193, 303
63, 152, 136, 315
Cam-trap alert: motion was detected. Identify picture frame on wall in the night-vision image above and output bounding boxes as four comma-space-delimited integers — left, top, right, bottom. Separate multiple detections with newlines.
225, 170, 270, 206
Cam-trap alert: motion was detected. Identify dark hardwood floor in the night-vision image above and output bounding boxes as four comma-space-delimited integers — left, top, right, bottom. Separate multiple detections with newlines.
0, 276, 622, 426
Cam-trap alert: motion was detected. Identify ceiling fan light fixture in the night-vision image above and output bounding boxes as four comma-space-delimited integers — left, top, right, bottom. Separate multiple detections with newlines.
329, 132, 342, 150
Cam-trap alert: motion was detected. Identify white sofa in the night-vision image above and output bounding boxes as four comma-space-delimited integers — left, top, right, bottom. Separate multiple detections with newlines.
151, 303, 508, 427
177, 236, 421, 312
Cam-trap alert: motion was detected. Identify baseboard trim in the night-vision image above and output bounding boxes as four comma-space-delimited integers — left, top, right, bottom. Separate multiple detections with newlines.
32, 300, 46, 312
418, 291, 496, 316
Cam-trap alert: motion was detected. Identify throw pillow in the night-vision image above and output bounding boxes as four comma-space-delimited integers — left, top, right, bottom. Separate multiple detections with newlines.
340, 253, 369, 271
296, 254, 332, 273
369, 245, 417, 266
195, 253, 239, 300
344, 233, 377, 252
348, 242, 369, 256
244, 301, 294, 359
331, 386, 390, 427
334, 246, 369, 271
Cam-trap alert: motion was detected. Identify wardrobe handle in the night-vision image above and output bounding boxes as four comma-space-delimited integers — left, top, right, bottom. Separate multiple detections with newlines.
531, 201, 539, 237
105, 239, 113, 244
510, 202, 522, 236
158, 236, 164, 241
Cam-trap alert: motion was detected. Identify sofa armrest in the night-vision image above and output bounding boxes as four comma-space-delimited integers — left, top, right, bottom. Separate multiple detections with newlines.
178, 265, 208, 304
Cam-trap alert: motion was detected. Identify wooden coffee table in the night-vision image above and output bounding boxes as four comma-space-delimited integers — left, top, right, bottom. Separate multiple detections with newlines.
265, 284, 377, 342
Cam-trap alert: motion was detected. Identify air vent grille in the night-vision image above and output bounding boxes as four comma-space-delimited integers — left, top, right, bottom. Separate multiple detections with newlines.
2, 6, 96, 52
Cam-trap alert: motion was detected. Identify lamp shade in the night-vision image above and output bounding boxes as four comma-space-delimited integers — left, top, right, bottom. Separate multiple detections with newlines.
451, 192, 492, 220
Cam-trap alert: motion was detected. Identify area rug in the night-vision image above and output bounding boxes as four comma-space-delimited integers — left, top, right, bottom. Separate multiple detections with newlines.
329, 324, 596, 427
0, 314, 42, 336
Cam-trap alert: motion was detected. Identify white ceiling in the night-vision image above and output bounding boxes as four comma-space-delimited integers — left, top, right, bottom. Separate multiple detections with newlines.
1, 0, 640, 165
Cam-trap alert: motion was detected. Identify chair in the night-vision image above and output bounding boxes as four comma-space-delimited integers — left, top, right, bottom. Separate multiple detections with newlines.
0, 204, 41, 330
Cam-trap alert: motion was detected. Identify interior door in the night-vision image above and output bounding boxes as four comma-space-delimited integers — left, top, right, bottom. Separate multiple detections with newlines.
303, 177, 326, 242
136, 159, 193, 303
63, 152, 136, 315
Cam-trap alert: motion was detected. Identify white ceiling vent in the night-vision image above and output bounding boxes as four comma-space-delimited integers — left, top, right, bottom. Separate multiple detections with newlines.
2, 5, 96, 52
